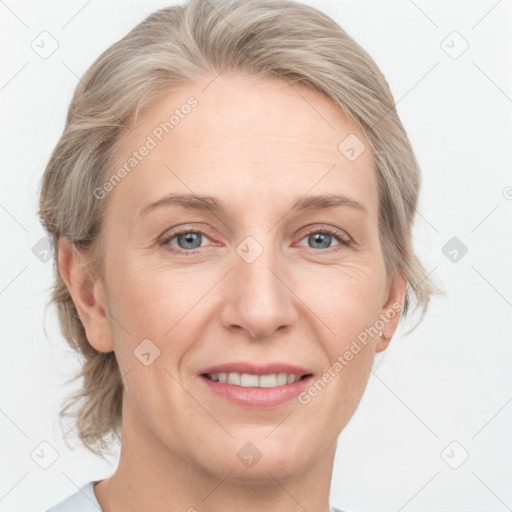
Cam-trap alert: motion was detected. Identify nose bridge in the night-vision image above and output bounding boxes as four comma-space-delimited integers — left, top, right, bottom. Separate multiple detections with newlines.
225, 231, 297, 338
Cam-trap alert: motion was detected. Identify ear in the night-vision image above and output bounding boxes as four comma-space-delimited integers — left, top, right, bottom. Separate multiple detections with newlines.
58, 237, 114, 353
375, 270, 408, 353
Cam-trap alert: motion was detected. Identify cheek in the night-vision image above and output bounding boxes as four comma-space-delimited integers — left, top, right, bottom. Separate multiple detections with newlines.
295, 260, 385, 340
105, 254, 212, 350
301, 272, 381, 427
103, 258, 207, 412
297, 262, 383, 397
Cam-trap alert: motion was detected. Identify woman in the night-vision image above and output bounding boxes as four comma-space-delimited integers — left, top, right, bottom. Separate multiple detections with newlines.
40, 0, 441, 510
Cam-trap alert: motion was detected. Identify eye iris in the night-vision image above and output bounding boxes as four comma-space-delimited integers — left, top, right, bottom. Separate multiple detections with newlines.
309, 232, 331, 249
177, 232, 202, 249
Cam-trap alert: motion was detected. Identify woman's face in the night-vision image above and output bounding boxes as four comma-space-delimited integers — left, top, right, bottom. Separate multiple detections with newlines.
91, 73, 405, 481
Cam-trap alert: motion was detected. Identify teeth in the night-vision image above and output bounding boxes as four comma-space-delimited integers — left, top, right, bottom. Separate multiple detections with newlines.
241, 373, 259, 387
227, 372, 241, 385
259, 374, 277, 387
277, 373, 288, 386
206, 372, 304, 388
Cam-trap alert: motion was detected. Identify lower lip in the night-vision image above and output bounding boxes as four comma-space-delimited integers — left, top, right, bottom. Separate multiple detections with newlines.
200, 375, 313, 408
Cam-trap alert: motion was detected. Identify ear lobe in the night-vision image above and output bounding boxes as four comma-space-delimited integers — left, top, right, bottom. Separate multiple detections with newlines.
375, 334, 392, 353
58, 237, 114, 353
375, 270, 408, 353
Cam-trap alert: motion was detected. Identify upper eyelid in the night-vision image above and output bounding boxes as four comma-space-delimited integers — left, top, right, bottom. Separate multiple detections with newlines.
162, 224, 348, 238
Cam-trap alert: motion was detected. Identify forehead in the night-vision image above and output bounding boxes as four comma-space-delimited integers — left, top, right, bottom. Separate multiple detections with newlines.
107, 73, 378, 222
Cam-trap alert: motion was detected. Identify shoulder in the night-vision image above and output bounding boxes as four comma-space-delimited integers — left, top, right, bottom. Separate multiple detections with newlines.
46, 480, 102, 512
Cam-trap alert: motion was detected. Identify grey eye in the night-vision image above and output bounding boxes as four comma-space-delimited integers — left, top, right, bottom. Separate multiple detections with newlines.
307, 232, 333, 249
175, 232, 203, 250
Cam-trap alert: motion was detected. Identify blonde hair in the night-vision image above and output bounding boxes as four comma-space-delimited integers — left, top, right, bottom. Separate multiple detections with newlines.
38, 0, 443, 457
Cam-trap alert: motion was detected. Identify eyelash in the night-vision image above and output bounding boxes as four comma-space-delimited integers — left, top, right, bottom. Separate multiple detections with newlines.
160, 225, 351, 256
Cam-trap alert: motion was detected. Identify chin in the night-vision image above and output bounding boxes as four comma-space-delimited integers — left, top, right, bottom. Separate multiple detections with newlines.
198, 432, 322, 484
223, 458, 313, 486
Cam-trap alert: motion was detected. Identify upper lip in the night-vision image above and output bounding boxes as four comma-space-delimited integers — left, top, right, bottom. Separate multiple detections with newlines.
200, 362, 312, 377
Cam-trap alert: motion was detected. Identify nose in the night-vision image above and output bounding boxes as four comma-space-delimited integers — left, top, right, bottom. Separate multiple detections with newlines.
220, 240, 299, 340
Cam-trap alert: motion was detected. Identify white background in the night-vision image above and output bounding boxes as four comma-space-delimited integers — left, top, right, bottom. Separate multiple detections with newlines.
1, 0, 511, 510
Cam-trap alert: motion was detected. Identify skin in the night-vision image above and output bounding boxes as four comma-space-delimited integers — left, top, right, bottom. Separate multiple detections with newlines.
59, 73, 407, 512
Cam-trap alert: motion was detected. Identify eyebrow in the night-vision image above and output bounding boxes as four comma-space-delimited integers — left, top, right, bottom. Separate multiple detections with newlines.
139, 192, 368, 216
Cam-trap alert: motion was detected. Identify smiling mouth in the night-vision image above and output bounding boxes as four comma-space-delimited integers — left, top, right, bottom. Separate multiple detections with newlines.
202, 372, 312, 388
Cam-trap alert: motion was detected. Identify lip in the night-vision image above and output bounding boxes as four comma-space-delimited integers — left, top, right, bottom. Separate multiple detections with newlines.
200, 374, 313, 408
198, 361, 313, 409
199, 362, 311, 376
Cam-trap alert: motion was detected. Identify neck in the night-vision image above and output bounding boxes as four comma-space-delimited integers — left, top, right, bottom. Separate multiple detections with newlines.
95, 395, 336, 512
